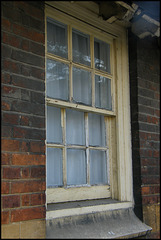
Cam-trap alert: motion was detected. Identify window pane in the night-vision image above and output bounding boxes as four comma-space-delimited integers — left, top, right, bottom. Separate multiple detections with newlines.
46, 59, 69, 100
72, 29, 90, 66
47, 148, 63, 187
94, 38, 110, 73
46, 106, 62, 144
47, 17, 68, 58
88, 113, 106, 147
67, 149, 86, 185
73, 67, 92, 105
66, 109, 85, 145
95, 75, 112, 110
90, 150, 107, 185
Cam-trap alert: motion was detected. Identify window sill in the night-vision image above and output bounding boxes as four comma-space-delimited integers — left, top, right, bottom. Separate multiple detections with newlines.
46, 199, 152, 239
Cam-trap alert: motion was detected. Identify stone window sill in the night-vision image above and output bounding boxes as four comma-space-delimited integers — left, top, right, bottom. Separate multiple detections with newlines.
46, 199, 152, 239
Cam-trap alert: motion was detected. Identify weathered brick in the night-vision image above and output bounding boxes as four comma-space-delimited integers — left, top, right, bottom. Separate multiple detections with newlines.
1, 125, 13, 138
20, 116, 29, 126
11, 154, 45, 166
13, 126, 45, 140
1, 72, 11, 84
2, 112, 19, 125
11, 74, 45, 91
30, 41, 45, 56
30, 66, 45, 80
3, 167, 21, 179
11, 206, 46, 222
11, 49, 44, 67
3, 195, 20, 208
1, 211, 10, 224
11, 180, 45, 194
2, 85, 21, 99
11, 100, 45, 116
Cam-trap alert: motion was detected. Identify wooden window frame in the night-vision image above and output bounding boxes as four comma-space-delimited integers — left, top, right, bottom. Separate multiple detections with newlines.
45, 2, 133, 205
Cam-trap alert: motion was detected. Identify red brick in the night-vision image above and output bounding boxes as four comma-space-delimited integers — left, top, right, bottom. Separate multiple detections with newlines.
30, 193, 46, 206
21, 167, 30, 178
1, 153, 11, 165
1, 139, 20, 152
30, 141, 45, 153
147, 116, 151, 123
2, 32, 21, 48
142, 195, 160, 205
20, 141, 30, 152
3, 59, 21, 73
11, 154, 45, 166
142, 176, 160, 185
1, 182, 10, 194
142, 186, 150, 195
150, 185, 160, 194
2, 195, 20, 209
31, 166, 45, 178
1, 211, 9, 224
21, 39, 30, 51
3, 167, 21, 179
155, 109, 160, 117
11, 180, 46, 194
21, 194, 30, 206
154, 92, 160, 100
11, 206, 46, 222
151, 117, 159, 124
2, 113, 19, 125
13, 23, 44, 44
1, 18, 12, 31
153, 150, 159, 158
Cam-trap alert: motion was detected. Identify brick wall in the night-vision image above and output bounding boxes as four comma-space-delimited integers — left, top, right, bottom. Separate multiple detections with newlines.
1, 1, 46, 238
129, 31, 160, 239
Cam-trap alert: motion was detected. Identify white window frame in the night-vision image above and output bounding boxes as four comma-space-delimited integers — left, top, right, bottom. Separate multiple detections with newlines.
45, 1, 133, 205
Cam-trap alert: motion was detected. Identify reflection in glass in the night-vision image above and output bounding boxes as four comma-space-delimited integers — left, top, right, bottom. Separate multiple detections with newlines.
66, 109, 85, 145
72, 29, 90, 66
90, 150, 107, 185
67, 149, 86, 185
73, 67, 92, 105
95, 75, 112, 110
94, 38, 110, 73
47, 148, 63, 187
88, 113, 106, 146
46, 106, 62, 144
47, 17, 68, 58
46, 59, 69, 100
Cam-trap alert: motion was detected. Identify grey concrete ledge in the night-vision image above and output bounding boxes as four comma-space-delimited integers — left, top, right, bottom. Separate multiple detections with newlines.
46, 202, 152, 239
